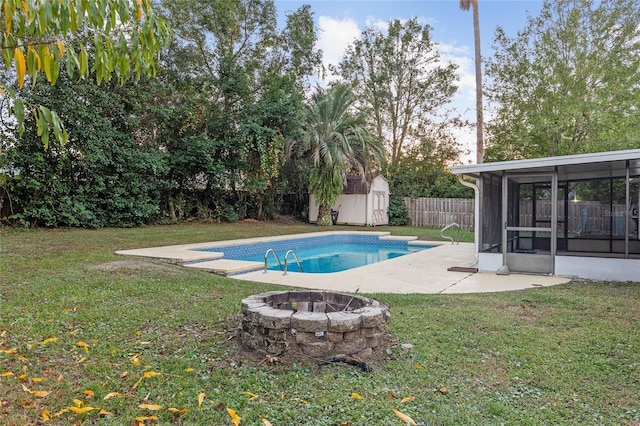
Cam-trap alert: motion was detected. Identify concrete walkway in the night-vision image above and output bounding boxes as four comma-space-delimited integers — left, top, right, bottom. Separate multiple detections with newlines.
117, 233, 571, 294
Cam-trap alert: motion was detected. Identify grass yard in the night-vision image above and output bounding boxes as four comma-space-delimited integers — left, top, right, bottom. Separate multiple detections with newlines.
1, 221, 639, 425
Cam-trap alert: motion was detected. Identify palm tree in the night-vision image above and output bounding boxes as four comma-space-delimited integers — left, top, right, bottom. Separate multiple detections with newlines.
460, 0, 484, 164
291, 84, 383, 225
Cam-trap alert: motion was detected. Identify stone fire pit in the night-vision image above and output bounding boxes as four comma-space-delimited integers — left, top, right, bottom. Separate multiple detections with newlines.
240, 290, 390, 359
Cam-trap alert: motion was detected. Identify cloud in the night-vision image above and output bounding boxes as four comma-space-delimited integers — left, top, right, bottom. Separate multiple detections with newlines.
317, 15, 362, 79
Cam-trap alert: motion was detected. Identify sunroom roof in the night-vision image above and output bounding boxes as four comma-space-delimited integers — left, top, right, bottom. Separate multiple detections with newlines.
451, 148, 640, 180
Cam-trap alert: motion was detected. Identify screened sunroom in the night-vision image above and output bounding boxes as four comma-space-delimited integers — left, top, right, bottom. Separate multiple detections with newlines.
451, 149, 640, 282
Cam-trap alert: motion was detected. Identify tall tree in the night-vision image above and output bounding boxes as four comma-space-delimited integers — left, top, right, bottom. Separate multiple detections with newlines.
460, 0, 484, 164
485, 0, 640, 160
0, 0, 171, 146
334, 18, 460, 172
290, 84, 383, 226
159, 0, 321, 219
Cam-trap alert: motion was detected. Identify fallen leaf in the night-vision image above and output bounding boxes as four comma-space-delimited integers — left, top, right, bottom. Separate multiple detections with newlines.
40, 337, 58, 345
72, 399, 84, 407
42, 410, 51, 421
98, 409, 113, 416
139, 403, 163, 410
168, 407, 188, 414
438, 386, 449, 395
415, 363, 424, 369
0, 348, 16, 354
121, 371, 128, 378
261, 419, 273, 426
280, 393, 285, 401
53, 408, 69, 417
387, 390, 396, 399
22, 400, 36, 409
104, 392, 121, 400
392, 408, 417, 425
184, 368, 194, 373
83, 390, 95, 399
198, 392, 205, 408
290, 397, 308, 404
132, 377, 144, 390
31, 377, 45, 383
31, 390, 51, 397
135, 415, 158, 421
1, 372, 14, 377
143, 371, 162, 379
244, 391, 259, 401
400, 396, 415, 403
76, 341, 90, 352
69, 406, 97, 414
350, 392, 364, 399
227, 407, 241, 426
21, 383, 31, 393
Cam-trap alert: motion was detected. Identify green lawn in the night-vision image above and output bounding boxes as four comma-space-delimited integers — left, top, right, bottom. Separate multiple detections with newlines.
1, 222, 638, 425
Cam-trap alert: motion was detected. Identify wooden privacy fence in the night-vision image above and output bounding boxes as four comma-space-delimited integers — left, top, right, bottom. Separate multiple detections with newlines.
404, 197, 633, 235
403, 197, 474, 230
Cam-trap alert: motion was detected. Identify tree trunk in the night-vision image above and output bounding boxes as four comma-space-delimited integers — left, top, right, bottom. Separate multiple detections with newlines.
317, 204, 333, 226
472, 0, 484, 164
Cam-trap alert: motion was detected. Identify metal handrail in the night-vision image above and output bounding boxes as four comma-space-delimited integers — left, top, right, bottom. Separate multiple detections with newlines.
283, 250, 304, 275
440, 222, 461, 245
264, 249, 283, 273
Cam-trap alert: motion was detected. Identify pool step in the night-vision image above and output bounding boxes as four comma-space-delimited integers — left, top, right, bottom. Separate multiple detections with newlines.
185, 259, 263, 276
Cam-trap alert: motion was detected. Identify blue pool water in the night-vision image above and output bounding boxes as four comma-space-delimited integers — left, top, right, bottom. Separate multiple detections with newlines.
197, 234, 432, 274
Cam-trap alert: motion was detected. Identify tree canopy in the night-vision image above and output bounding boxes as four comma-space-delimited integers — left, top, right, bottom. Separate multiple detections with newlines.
484, 0, 640, 161
0, 0, 171, 146
334, 18, 461, 170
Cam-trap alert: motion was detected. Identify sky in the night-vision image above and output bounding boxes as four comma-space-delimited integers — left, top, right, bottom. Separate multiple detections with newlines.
274, 0, 545, 164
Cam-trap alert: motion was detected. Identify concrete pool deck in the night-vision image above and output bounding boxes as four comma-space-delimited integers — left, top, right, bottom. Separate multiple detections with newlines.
230, 242, 571, 294
116, 232, 571, 294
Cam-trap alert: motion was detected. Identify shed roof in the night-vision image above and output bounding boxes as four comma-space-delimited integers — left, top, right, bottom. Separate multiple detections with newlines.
451, 148, 640, 181
342, 174, 387, 194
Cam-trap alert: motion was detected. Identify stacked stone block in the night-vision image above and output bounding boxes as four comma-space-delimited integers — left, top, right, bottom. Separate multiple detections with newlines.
241, 290, 390, 359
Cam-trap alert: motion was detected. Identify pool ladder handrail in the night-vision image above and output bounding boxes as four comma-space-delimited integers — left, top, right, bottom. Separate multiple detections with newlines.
263, 249, 283, 273
264, 249, 305, 275
283, 250, 304, 275
440, 222, 461, 245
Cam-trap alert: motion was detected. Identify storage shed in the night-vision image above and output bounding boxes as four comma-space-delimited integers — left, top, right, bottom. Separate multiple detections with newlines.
451, 148, 640, 282
309, 174, 389, 226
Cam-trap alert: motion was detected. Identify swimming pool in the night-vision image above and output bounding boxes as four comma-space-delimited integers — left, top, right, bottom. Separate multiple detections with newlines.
196, 234, 433, 274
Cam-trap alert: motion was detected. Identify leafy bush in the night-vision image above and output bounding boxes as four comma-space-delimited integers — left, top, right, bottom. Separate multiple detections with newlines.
388, 192, 410, 226
4, 75, 167, 228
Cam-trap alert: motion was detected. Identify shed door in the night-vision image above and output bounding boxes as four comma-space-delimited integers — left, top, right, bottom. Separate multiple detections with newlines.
503, 173, 557, 275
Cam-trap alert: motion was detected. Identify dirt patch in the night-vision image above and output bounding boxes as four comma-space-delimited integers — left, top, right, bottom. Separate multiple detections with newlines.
496, 303, 539, 323
91, 260, 183, 274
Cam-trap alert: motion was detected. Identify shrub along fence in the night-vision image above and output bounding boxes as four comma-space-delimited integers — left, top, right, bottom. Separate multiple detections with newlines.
403, 197, 474, 230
